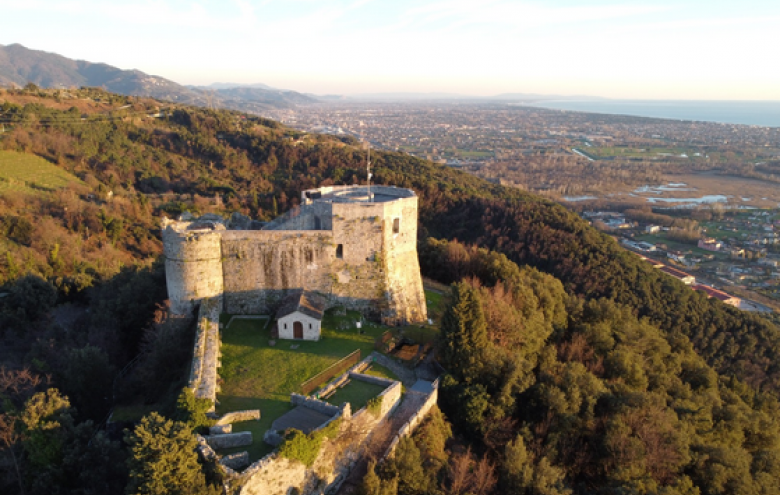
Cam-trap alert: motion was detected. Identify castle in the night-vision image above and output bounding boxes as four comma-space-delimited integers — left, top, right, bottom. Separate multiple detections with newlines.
162, 185, 428, 325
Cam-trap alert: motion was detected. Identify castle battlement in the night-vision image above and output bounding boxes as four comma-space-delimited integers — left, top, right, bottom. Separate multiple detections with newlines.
162, 185, 427, 325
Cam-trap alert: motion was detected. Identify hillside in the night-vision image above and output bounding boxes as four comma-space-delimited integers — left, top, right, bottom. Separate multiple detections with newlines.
0, 44, 317, 111
1, 87, 780, 494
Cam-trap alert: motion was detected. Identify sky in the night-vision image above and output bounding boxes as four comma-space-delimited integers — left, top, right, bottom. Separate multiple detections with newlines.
1, 0, 779, 100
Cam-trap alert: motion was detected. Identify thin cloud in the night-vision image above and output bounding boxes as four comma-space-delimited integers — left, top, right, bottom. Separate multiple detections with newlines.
0, 0, 257, 29
403, 1, 670, 31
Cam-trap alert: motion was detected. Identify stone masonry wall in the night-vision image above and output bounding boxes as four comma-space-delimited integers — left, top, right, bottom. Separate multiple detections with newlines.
187, 296, 222, 409
381, 197, 428, 325
383, 382, 439, 458
290, 393, 341, 417
216, 410, 261, 426
327, 202, 387, 316
220, 230, 334, 314
235, 378, 403, 495
163, 228, 224, 315
164, 185, 428, 325
349, 373, 396, 388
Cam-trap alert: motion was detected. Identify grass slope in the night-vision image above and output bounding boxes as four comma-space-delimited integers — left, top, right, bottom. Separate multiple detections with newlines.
0, 150, 84, 194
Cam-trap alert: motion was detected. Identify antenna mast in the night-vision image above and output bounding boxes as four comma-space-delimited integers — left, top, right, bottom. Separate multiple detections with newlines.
365, 141, 372, 201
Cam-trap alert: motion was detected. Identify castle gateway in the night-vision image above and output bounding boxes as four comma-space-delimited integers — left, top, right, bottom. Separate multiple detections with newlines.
162, 185, 428, 325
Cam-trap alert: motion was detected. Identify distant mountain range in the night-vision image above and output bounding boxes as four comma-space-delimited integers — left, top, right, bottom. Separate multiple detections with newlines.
0, 44, 318, 111
0, 43, 602, 110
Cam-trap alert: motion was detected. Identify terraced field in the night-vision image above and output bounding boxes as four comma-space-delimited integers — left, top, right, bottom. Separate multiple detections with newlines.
0, 150, 84, 194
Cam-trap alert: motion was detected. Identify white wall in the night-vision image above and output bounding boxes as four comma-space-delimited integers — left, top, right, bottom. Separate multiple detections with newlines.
278, 311, 321, 340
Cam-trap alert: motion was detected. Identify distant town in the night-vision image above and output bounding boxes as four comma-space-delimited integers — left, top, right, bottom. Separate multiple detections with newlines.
589, 209, 780, 311
265, 101, 780, 309
265, 100, 780, 205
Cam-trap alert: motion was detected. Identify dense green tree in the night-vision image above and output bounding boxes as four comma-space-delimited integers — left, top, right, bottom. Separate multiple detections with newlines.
59, 346, 115, 422
361, 460, 398, 495
412, 406, 451, 471
389, 437, 430, 495
124, 412, 219, 495
502, 435, 535, 492
17, 388, 125, 495
439, 281, 488, 383
8, 274, 57, 322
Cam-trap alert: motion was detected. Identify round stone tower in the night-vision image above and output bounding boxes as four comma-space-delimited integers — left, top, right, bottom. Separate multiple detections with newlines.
162, 215, 225, 315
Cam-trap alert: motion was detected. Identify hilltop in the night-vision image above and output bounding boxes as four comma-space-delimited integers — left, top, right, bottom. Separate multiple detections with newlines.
1, 87, 780, 495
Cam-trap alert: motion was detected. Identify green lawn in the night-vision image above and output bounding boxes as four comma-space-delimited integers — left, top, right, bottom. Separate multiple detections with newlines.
363, 362, 399, 381
398, 289, 444, 345
216, 309, 389, 460
216, 291, 445, 462
325, 380, 386, 411
0, 150, 84, 194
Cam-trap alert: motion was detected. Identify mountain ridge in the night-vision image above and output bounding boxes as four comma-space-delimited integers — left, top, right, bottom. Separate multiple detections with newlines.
0, 43, 317, 111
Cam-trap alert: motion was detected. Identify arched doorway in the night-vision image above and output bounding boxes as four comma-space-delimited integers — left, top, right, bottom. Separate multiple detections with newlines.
293, 321, 303, 339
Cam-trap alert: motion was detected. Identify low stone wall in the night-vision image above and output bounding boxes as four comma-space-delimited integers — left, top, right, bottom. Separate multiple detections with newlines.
290, 393, 341, 417
313, 351, 411, 400
204, 431, 253, 450
221, 452, 250, 470
383, 383, 439, 459
376, 381, 403, 417
316, 372, 352, 398
188, 296, 222, 410
349, 372, 396, 388
264, 429, 285, 447
314, 355, 372, 398
233, 378, 403, 495
215, 409, 261, 425
369, 352, 416, 386
196, 435, 238, 485
210, 424, 232, 435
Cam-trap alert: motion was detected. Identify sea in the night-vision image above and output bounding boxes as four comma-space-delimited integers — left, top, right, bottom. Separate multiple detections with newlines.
525, 99, 780, 128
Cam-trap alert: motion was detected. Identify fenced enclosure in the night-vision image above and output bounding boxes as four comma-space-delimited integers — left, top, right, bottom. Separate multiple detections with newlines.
300, 349, 361, 396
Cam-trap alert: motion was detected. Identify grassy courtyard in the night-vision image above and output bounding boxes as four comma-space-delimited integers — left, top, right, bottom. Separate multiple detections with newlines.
216, 309, 389, 459
325, 380, 386, 411
216, 290, 444, 461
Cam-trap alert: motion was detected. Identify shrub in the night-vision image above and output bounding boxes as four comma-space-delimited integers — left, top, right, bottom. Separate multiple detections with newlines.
278, 419, 342, 467
367, 396, 383, 417
278, 429, 322, 467
174, 388, 215, 431
319, 417, 342, 440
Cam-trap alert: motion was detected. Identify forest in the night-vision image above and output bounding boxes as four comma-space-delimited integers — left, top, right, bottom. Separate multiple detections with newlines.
1, 87, 780, 494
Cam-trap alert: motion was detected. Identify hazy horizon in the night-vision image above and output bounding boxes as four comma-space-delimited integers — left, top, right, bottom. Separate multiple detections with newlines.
2, 0, 779, 100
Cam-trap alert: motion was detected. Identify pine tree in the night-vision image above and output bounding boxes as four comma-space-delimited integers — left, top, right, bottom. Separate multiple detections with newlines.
393, 437, 429, 495
439, 281, 488, 383
125, 412, 220, 495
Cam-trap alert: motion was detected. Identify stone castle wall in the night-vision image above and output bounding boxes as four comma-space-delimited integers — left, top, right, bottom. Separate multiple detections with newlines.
380, 197, 427, 325
163, 227, 224, 315
220, 230, 336, 314
163, 186, 427, 325
187, 296, 222, 409
235, 377, 403, 495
